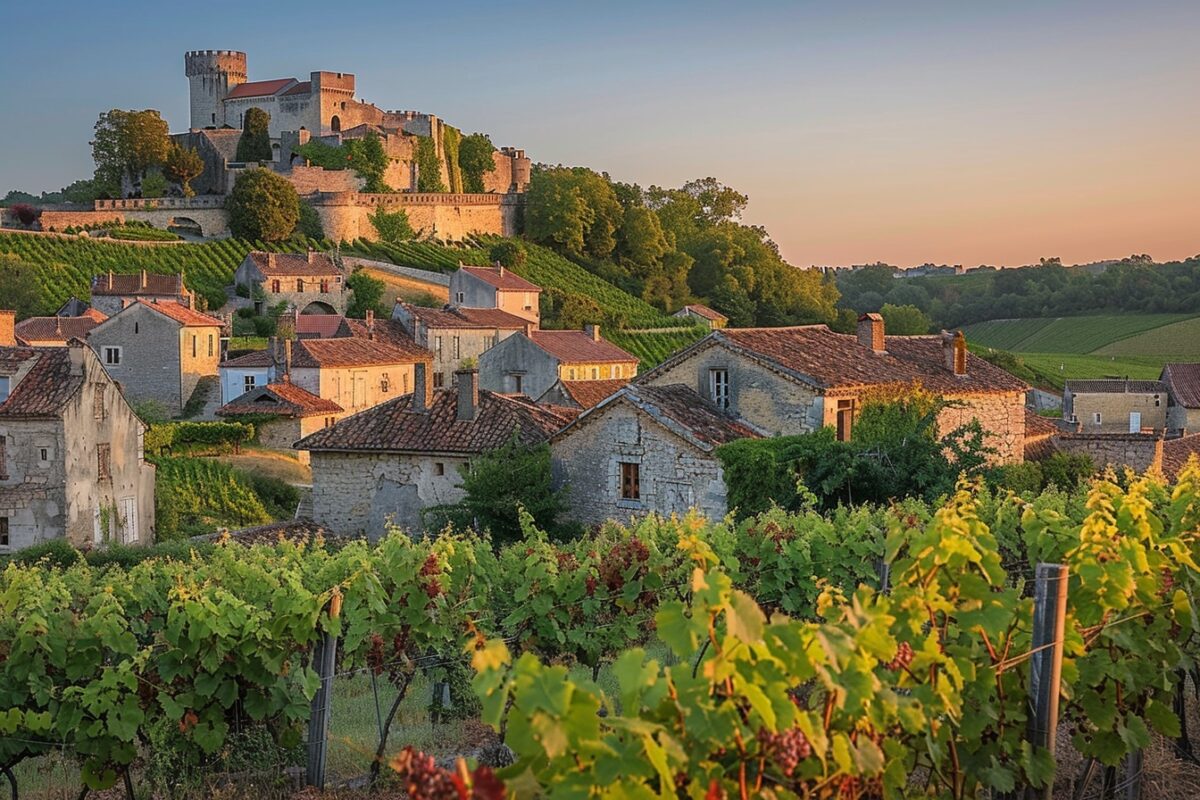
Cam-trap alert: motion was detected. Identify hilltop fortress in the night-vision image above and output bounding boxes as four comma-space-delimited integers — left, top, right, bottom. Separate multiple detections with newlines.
77, 51, 531, 241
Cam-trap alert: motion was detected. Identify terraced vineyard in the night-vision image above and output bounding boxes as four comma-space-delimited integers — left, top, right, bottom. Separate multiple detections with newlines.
0, 233, 323, 313
963, 313, 1194, 353
607, 326, 708, 370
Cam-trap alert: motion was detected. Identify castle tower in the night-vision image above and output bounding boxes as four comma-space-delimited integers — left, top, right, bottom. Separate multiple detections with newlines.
185, 50, 247, 129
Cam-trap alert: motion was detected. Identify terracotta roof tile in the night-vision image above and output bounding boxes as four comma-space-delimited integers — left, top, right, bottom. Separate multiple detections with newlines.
225, 78, 297, 99
1162, 434, 1200, 481
558, 378, 629, 409
1025, 409, 1064, 440
643, 327, 1027, 395
1161, 363, 1200, 409
678, 304, 728, 322
460, 264, 541, 292
248, 251, 341, 277
400, 304, 530, 330
553, 383, 760, 453
15, 315, 104, 344
343, 319, 433, 360
291, 329, 430, 368
217, 381, 342, 418
295, 314, 350, 338
530, 330, 637, 365
136, 300, 224, 328
91, 272, 187, 297
296, 386, 578, 455
1065, 379, 1168, 395
221, 349, 273, 368
0, 346, 84, 417
280, 80, 311, 97
80, 308, 109, 323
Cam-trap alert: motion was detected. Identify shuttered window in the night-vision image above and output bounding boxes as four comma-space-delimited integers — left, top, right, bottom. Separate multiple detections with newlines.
620, 462, 640, 501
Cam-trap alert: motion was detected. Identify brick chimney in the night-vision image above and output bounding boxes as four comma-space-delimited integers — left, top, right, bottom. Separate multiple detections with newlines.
0, 310, 14, 347
268, 253, 277, 271
584, 324, 601, 341
366, 309, 375, 340
942, 331, 968, 376
456, 368, 479, 421
413, 362, 432, 412
68, 339, 85, 376
283, 339, 292, 376
524, 322, 535, 336
857, 313, 885, 353
496, 262, 505, 278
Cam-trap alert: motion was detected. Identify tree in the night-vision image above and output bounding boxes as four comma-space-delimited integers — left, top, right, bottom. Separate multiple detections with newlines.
458, 133, 496, 193
346, 132, 389, 193
164, 143, 204, 197
225, 168, 299, 241
0, 255, 47, 316
91, 109, 170, 197
369, 206, 415, 243
235, 108, 272, 163
346, 270, 388, 319
525, 167, 622, 260
878, 303, 932, 335
489, 239, 527, 269
140, 171, 167, 199
9, 204, 39, 227
615, 205, 669, 268
297, 201, 324, 239
457, 437, 564, 546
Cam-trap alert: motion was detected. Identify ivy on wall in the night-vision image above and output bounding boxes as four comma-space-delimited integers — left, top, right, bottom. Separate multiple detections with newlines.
442, 126, 463, 194
414, 135, 447, 193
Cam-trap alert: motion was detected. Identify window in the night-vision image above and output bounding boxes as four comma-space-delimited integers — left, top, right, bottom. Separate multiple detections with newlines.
1154, 396, 1161, 407
620, 462, 640, 501
208, 335, 214, 357
452, 337, 461, 360
434, 462, 445, 476
433, 372, 445, 389
39, 447, 49, 463
103, 346, 122, 366
191, 335, 197, 359
614, 365, 622, 378
320, 279, 329, 293
455, 291, 465, 304
0, 436, 7, 480
523, 292, 532, 310
381, 373, 391, 393
271, 280, 281, 293
93, 386, 106, 420
435, 336, 443, 357
134, 322, 139, 334
97, 444, 111, 480
0, 518, 8, 549
511, 374, 524, 394
709, 368, 730, 409
325, 416, 336, 428
1093, 412, 1102, 425
243, 374, 257, 393
0, 376, 8, 402
835, 399, 855, 442
591, 367, 599, 379
568, 368, 577, 380
297, 279, 305, 292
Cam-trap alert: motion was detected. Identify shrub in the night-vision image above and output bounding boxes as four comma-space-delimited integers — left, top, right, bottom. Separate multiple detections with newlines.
140, 171, 168, 199
489, 239, 527, 269
10, 203, 39, 226
144, 421, 255, 456
369, 206, 415, 243
226, 168, 299, 241
454, 437, 564, 546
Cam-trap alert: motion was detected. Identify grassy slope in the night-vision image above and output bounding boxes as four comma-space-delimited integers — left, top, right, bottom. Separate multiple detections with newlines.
1095, 316, 1200, 358
607, 327, 708, 370
962, 313, 1195, 353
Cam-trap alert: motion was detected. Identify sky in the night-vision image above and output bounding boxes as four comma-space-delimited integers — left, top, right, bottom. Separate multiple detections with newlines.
1, 0, 1197, 268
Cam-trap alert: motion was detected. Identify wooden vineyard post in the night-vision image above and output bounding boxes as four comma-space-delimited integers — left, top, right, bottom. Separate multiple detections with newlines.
1025, 563, 1069, 800
306, 588, 342, 789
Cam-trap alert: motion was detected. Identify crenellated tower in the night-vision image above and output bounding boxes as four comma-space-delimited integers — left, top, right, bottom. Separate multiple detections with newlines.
185, 50, 247, 129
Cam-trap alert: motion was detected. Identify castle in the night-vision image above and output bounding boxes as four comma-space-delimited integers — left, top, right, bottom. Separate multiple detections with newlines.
57, 51, 532, 242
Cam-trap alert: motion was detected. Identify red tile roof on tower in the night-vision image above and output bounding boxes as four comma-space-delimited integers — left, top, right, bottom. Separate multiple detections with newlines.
248, 251, 341, 277
15, 315, 105, 345
91, 272, 187, 296
0, 346, 86, 418
530, 330, 636, 365
225, 78, 297, 99
216, 381, 343, 418
557, 378, 630, 409
1161, 363, 1200, 409
295, 388, 578, 455
136, 301, 223, 328
399, 304, 530, 330
642, 326, 1027, 395
460, 264, 541, 292
552, 383, 760, 453
678, 304, 728, 322
281, 81, 311, 96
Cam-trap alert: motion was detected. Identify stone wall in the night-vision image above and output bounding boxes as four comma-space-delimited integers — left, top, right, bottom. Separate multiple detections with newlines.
550, 401, 729, 527
935, 391, 1027, 465
1055, 433, 1164, 474
284, 165, 362, 194
37, 210, 126, 231
478, 334, 560, 398
309, 451, 470, 536
311, 192, 521, 243
255, 415, 325, 465
1167, 405, 1200, 437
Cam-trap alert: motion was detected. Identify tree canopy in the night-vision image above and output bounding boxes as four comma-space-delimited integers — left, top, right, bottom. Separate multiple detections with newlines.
91, 109, 170, 198
458, 133, 496, 193
225, 168, 299, 242
164, 143, 204, 197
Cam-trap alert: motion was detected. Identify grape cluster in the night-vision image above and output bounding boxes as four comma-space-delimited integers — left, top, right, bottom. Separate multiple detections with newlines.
420, 553, 444, 599
756, 727, 812, 776
389, 747, 506, 800
883, 642, 914, 672
1161, 568, 1176, 598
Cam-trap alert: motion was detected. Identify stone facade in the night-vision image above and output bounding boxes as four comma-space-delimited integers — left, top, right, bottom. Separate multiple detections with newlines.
478, 334, 564, 399
1167, 404, 1200, 437
1055, 433, 1164, 474
309, 451, 469, 536
1063, 386, 1167, 433
0, 344, 155, 551
551, 400, 730, 527
311, 192, 521, 244
448, 267, 540, 324
290, 361, 416, 422
86, 304, 221, 414
233, 253, 347, 315
255, 415, 327, 465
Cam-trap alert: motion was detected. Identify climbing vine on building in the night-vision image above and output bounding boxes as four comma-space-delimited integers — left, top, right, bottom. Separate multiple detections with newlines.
414, 135, 446, 193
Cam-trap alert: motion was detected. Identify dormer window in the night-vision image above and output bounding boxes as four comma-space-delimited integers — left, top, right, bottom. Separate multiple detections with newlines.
709, 368, 730, 409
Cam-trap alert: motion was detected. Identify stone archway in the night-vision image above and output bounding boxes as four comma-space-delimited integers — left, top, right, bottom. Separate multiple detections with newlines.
301, 300, 337, 315
168, 216, 203, 237
330, 115, 341, 133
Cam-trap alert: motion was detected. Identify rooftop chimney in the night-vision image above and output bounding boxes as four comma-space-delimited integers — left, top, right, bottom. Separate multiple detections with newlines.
0, 310, 14, 347
268, 253, 277, 271
857, 313, 885, 353
496, 261, 505, 278
942, 330, 968, 376
283, 338, 293, 376
68, 339, 85, 377
413, 362, 432, 412
456, 368, 479, 422
584, 324, 601, 342
366, 309, 375, 340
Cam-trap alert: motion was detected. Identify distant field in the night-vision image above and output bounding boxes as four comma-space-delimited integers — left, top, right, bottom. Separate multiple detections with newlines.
963, 314, 1194, 354
1012, 353, 1166, 391
1095, 316, 1200, 358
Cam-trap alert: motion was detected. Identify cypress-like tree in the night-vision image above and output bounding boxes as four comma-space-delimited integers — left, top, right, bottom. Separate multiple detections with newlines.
235, 108, 272, 163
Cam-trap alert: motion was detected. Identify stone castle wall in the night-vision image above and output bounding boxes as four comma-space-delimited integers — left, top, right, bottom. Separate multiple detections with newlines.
37, 209, 127, 231
1055, 433, 1164, 474
312, 192, 521, 243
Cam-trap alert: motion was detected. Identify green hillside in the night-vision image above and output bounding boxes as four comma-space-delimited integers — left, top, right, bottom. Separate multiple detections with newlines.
1095, 316, 1200, 357
607, 327, 708, 370
962, 313, 1194, 354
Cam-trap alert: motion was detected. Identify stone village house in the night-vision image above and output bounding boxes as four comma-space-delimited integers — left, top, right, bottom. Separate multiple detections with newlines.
89, 271, 196, 316
672, 303, 728, 330
0, 312, 155, 551
216, 378, 342, 465
234, 251, 347, 315
1062, 379, 1168, 434
549, 383, 760, 527
638, 314, 1030, 464
86, 301, 225, 415
14, 309, 108, 347
392, 303, 530, 390
479, 325, 638, 400
448, 263, 540, 324
295, 367, 576, 536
